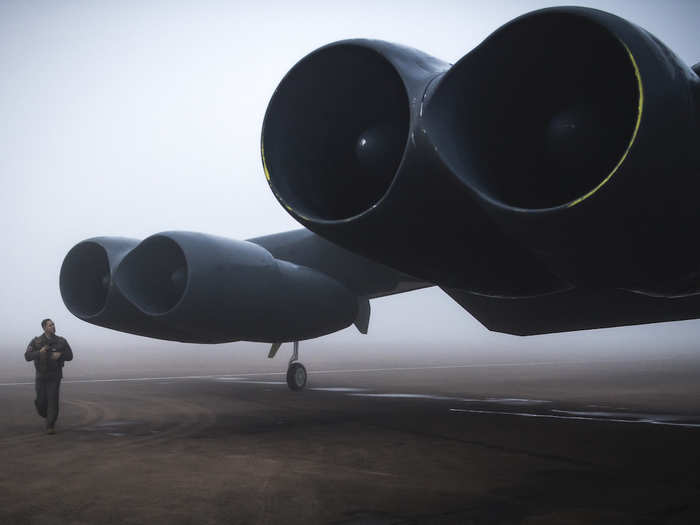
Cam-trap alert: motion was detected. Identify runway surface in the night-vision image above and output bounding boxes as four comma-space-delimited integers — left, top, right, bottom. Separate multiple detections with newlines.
2, 359, 700, 524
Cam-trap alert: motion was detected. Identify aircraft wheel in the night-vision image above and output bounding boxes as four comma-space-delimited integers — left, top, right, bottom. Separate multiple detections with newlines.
286, 362, 307, 391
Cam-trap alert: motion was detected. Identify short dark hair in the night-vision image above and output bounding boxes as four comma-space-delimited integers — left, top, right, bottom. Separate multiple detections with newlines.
41, 319, 53, 329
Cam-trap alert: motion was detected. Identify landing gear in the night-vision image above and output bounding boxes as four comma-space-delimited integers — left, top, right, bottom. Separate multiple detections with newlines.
268, 340, 307, 391
287, 362, 307, 391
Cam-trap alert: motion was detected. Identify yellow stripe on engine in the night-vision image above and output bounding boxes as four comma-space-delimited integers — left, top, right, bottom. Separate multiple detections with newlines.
567, 42, 644, 208
260, 142, 311, 221
261, 144, 271, 182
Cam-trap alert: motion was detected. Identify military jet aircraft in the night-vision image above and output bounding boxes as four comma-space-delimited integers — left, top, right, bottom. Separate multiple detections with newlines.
60, 7, 700, 390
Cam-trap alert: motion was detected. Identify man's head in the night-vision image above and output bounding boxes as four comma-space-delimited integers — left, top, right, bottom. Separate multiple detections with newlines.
41, 319, 55, 337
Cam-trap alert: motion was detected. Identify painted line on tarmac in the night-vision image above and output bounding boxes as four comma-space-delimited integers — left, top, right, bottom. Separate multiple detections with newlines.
449, 408, 700, 429
0, 374, 224, 386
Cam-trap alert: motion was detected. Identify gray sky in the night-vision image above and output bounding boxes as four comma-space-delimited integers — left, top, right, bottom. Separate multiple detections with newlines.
2, 0, 700, 375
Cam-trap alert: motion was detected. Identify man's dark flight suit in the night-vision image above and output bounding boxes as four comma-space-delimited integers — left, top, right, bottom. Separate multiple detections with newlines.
25, 334, 73, 429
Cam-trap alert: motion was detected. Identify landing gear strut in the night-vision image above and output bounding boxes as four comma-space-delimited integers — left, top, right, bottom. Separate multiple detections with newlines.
268, 341, 307, 391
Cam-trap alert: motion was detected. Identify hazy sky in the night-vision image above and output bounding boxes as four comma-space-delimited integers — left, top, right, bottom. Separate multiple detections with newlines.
2, 0, 700, 373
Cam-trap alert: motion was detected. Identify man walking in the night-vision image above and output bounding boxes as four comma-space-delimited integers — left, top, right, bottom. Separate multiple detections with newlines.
25, 319, 73, 434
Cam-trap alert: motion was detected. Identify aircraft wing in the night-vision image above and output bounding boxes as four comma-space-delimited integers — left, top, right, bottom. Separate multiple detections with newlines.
444, 287, 700, 336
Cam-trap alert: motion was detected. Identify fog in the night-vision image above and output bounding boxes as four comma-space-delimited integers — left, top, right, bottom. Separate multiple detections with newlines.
2, 0, 700, 380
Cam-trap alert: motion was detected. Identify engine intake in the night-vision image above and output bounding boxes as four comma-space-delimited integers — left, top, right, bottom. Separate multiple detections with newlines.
262, 42, 410, 221
60, 240, 114, 318
114, 235, 190, 316
426, 9, 640, 210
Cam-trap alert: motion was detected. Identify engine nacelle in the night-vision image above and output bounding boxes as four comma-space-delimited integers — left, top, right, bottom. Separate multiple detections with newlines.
61, 232, 361, 343
423, 7, 700, 293
262, 7, 700, 297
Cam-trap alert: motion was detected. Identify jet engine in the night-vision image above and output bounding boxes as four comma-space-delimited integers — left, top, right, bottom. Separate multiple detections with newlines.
424, 6, 700, 295
58, 237, 175, 338
262, 7, 700, 297
60, 232, 362, 343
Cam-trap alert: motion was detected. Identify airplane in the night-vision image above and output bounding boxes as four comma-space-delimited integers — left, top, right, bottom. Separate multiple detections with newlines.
59, 6, 700, 391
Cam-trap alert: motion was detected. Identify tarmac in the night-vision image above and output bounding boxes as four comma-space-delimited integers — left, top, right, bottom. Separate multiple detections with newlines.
2, 357, 700, 524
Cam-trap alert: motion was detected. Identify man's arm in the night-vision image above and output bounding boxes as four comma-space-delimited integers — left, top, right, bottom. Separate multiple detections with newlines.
60, 340, 73, 362
51, 339, 73, 363
24, 339, 44, 361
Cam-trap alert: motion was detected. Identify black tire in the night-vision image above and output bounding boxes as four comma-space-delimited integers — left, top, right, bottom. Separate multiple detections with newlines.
286, 362, 307, 391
